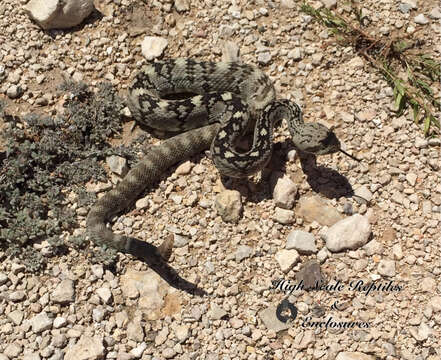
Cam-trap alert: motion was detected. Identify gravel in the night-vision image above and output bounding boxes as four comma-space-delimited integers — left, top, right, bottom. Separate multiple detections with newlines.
0, 0, 440, 359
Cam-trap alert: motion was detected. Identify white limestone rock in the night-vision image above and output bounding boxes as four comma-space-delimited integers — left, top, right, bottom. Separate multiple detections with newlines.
23, 0, 94, 30
324, 214, 371, 252
141, 36, 168, 61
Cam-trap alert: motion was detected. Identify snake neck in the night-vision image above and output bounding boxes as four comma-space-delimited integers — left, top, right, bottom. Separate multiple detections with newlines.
262, 99, 303, 132
265, 99, 341, 155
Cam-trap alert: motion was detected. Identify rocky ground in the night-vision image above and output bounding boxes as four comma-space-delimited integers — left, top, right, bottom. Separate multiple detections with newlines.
0, 0, 440, 359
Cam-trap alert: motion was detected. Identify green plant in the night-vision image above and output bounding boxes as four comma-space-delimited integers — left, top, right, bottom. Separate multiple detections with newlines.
0, 82, 136, 271
301, 1, 440, 135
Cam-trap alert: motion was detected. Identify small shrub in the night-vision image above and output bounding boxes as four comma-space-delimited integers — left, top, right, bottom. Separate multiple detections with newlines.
0, 82, 136, 271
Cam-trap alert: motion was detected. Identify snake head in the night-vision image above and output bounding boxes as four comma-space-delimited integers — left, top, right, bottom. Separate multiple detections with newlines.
295, 123, 341, 155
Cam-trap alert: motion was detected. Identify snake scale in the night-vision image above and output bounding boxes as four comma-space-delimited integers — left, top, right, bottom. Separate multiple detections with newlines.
86, 58, 345, 284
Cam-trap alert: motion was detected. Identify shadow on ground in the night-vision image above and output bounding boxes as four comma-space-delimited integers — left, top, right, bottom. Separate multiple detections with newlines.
124, 237, 207, 296
221, 141, 355, 201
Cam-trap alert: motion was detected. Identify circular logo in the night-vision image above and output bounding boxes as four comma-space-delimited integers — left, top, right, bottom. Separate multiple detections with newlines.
276, 299, 298, 323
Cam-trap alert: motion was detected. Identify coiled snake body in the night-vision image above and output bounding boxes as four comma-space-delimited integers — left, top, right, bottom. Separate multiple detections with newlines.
86, 58, 342, 271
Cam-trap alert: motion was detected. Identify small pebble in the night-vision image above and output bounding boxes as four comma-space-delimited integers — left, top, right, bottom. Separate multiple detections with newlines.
414, 14, 429, 24
6, 85, 22, 99
286, 230, 317, 254
235, 245, 253, 261
273, 207, 294, 224
275, 249, 300, 273
377, 259, 396, 277
321, 0, 337, 9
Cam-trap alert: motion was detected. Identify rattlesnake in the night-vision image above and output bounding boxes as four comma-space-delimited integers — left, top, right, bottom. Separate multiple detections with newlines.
86, 59, 350, 284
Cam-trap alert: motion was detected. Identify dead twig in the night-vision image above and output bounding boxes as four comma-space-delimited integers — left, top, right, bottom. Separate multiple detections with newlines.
301, 2, 440, 136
